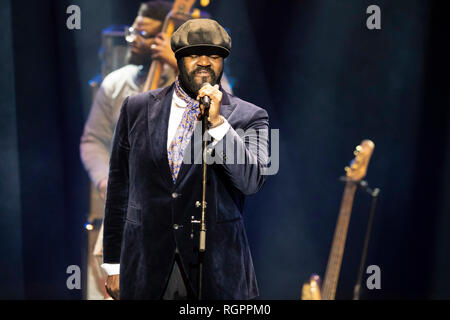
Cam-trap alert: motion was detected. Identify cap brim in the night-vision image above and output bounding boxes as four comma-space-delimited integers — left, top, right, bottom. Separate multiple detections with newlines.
174, 45, 230, 59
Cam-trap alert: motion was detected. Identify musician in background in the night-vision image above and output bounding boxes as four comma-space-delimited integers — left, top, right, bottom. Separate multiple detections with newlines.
81, 1, 174, 200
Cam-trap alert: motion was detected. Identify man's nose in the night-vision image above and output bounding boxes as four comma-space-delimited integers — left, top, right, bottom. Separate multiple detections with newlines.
197, 55, 211, 67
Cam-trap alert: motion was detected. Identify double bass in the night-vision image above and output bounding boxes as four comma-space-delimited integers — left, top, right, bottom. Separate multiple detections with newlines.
142, 0, 199, 92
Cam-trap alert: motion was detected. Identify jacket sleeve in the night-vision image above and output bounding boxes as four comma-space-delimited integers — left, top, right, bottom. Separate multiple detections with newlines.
102, 97, 130, 264
209, 107, 269, 195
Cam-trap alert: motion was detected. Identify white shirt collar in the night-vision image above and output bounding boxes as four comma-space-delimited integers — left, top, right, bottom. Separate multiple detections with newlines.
172, 91, 187, 108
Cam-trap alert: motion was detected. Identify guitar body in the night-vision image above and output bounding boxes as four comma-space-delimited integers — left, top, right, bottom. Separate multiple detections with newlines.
302, 140, 375, 300
302, 274, 321, 300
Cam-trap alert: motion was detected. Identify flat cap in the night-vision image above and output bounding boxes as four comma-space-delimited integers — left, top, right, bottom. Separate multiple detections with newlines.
171, 19, 231, 59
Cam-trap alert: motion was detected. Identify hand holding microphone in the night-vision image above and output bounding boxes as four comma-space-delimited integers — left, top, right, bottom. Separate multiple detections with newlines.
197, 83, 224, 128
199, 83, 211, 110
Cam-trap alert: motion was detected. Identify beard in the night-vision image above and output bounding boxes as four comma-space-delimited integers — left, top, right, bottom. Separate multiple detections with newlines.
178, 58, 223, 99
125, 47, 152, 67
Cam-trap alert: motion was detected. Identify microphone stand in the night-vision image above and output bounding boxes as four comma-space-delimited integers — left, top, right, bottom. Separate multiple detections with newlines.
353, 180, 380, 300
335, 177, 380, 300
191, 97, 210, 300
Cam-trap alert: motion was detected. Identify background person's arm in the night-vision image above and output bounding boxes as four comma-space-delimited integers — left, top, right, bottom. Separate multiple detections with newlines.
80, 85, 114, 196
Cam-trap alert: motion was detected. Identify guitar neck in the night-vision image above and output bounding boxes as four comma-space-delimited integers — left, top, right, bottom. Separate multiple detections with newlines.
321, 181, 358, 300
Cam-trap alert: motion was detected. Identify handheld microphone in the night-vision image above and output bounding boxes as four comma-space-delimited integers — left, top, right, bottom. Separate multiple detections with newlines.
200, 82, 211, 110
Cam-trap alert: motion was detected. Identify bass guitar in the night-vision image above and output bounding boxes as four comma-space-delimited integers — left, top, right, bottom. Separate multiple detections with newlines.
302, 140, 375, 300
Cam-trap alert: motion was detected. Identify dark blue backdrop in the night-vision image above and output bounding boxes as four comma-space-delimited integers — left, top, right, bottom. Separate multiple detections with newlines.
1, 0, 449, 299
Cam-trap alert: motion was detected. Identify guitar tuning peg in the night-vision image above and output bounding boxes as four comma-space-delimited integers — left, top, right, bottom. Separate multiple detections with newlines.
353, 150, 359, 156
344, 166, 350, 172
351, 161, 360, 169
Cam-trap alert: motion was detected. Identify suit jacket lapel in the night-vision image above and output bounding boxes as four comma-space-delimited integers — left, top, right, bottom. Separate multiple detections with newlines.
148, 84, 175, 188
218, 89, 237, 119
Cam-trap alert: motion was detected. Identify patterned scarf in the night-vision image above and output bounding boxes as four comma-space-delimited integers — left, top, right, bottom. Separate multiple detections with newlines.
167, 79, 201, 183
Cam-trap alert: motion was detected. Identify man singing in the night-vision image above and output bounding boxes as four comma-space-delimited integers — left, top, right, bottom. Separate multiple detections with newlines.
103, 19, 269, 300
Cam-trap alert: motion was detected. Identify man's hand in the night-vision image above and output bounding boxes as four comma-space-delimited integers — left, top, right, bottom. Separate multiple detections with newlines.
105, 275, 120, 300
151, 33, 178, 71
98, 178, 108, 202
197, 83, 223, 127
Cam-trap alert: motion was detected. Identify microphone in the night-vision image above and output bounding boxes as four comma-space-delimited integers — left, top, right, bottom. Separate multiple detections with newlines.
200, 82, 211, 110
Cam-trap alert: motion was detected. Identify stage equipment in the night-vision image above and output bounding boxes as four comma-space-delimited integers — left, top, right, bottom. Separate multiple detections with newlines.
189, 82, 212, 300
302, 140, 375, 300
100, 25, 129, 79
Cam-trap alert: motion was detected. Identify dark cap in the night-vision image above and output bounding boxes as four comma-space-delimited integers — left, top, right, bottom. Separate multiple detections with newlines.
171, 19, 231, 59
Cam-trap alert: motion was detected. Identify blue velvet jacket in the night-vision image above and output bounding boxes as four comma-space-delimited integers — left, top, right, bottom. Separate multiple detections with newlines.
103, 83, 269, 299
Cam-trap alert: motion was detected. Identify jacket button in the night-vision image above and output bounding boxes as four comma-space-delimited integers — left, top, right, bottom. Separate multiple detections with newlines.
173, 224, 179, 230
172, 192, 178, 199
